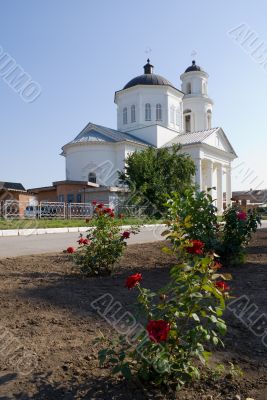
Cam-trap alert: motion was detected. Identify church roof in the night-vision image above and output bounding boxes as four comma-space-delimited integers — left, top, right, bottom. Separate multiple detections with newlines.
123, 73, 175, 90
62, 122, 151, 149
184, 60, 202, 73
163, 127, 237, 156
121, 59, 181, 92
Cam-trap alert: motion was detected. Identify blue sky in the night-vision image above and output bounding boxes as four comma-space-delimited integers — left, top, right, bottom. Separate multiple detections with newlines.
0, 0, 266, 190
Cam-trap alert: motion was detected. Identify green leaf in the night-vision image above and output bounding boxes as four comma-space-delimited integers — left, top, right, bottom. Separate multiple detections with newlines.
191, 313, 200, 322
121, 364, 132, 380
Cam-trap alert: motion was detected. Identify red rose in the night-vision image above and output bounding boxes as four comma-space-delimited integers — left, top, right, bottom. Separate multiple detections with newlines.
109, 212, 115, 218
67, 246, 75, 254
125, 273, 142, 289
78, 237, 90, 245
186, 239, 204, 255
237, 211, 247, 221
92, 200, 97, 206
215, 281, 230, 291
96, 203, 104, 209
122, 231, 130, 239
147, 320, 170, 343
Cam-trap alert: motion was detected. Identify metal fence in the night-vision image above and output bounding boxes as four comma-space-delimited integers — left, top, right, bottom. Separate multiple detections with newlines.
115, 205, 147, 217
0, 200, 148, 220
68, 203, 93, 219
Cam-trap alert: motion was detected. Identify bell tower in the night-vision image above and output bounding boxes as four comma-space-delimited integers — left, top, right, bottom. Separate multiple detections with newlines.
180, 60, 213, 132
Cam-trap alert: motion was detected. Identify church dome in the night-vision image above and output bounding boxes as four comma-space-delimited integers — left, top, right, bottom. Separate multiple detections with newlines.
123, 59, 175, 90
184, 60, 202, 73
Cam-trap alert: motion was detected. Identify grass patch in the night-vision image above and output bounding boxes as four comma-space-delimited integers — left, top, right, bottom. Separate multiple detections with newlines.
0, 217, 163, 230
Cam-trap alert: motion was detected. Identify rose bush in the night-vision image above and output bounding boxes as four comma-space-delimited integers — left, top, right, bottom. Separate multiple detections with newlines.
67, 202, 135, 276
97, 215, 231, 390
166, 190, 260, 266
220, 206, 261, 265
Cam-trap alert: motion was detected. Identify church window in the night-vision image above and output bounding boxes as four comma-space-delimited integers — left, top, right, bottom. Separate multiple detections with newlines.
156, 104, 162, 121
175, 108, 180, 126
123, 107, 127, 124
207, 110, 212, 129
131, 105, 136, 123
186, 82, 192, 94
145, 103, 151, 121
185, 115, 191, 132
170, 105, 175, 123
88, 172, 96, 183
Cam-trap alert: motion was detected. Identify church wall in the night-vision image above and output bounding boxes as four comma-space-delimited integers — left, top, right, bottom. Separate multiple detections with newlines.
65, 143, 119, 186
116, 86, 183, 134
182, 97, 212, 132
127, 125, 178, 148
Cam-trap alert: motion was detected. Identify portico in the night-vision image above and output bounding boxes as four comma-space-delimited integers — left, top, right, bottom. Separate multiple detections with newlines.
200, 159, 232, 214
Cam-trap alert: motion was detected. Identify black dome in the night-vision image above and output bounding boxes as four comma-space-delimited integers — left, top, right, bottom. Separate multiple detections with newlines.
123, 73, 174, 90
185, 60, 202, 73
123, 59, 175, 90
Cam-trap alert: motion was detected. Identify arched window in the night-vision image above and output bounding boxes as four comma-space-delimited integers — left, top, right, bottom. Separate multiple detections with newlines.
156, 104, 162, 121
170, 105, 175, 123
186, 82, 192, 94
185, 115, 191, 132
131, 105, 136, 123
145, 103, 151, 121
202, 82, 207, 94
88, 172, 96, 183
175, 108, 180, 126
207, 110, 212, 129
123, 107, 127, 124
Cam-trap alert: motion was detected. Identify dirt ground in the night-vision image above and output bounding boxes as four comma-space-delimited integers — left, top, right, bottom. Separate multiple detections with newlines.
0, 230, 266, 399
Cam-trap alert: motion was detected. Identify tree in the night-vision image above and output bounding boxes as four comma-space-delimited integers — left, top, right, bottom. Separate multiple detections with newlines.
119, 144, 196, 213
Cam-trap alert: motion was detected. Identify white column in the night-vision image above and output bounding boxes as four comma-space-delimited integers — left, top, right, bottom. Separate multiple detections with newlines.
216, 163, 223, 214
226, 165, 232, 207
206, 160, 213, 196
195, 158, 202, 190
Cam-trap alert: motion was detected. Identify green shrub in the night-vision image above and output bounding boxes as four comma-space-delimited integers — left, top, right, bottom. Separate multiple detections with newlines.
165, 188, 219, 252
97, 216, 231, 390
165, 190, 260, 266
221, 207, 261, 265
69, 202, 133, 276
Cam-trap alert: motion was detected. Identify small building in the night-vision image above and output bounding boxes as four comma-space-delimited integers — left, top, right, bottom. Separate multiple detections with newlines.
29, 180, 128, 206
0, 181, 37, 218
232, 190, 267, 210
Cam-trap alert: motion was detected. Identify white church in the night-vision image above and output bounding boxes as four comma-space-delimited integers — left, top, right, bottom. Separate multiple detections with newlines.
61, 59, 237, 213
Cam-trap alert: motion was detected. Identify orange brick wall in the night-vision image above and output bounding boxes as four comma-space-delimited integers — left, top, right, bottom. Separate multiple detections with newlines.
35, 189, 58, 202
56, 183, 87, 202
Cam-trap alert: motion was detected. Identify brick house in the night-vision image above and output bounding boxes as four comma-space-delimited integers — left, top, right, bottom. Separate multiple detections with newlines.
0, 181, 37, 217
29, 180, 128, 206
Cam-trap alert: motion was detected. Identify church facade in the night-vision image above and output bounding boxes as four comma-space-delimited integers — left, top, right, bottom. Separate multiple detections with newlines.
62, 59, 237, 213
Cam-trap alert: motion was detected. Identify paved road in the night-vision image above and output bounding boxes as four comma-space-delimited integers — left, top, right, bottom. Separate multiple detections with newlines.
0, 221, 266, 259
0, 225, 166, 258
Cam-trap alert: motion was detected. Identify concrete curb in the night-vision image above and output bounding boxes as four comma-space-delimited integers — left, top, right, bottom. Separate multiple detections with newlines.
0, 222, 264, 238
0, 224, 167, 237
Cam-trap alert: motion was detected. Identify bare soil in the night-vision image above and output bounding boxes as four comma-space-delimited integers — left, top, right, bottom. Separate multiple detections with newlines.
0, 230, 266, 399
